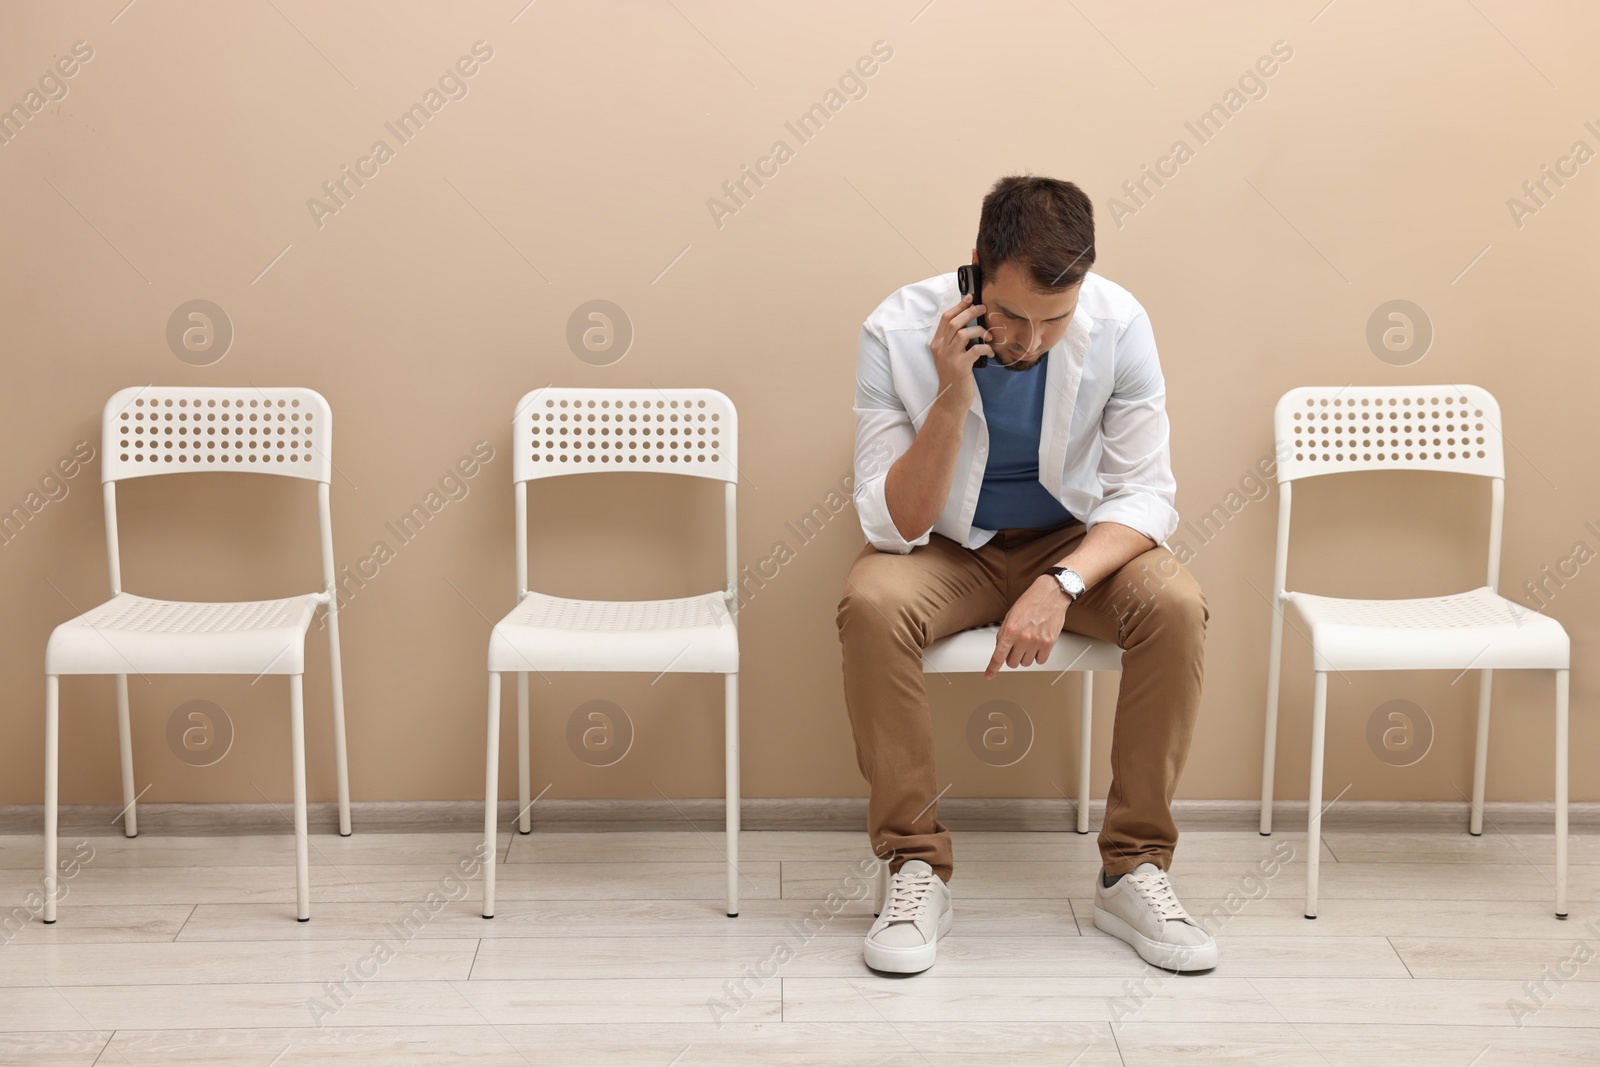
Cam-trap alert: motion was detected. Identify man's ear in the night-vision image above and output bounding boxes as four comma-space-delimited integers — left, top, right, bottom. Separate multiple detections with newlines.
970, 248, 979, 265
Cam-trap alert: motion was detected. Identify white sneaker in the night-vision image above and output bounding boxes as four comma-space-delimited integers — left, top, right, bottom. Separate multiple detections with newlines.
863, 859, 951, 973
1093, 862, 1217, 972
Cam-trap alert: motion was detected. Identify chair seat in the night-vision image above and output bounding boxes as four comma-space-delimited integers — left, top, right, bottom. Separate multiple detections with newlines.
922, 625, 1123, 674
488, 590, 738, 674
1286, 585, 1569, 672
45, 592, 325, 676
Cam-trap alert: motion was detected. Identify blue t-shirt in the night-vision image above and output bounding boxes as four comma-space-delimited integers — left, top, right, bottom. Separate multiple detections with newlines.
972, 353, 1076, 531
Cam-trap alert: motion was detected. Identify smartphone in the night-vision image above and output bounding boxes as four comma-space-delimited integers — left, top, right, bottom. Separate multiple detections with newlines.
956, 263, 989, 368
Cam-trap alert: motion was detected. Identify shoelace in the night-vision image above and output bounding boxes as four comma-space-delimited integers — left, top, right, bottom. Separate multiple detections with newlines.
1123, 868, 1193, 923
880, 868, 937, 923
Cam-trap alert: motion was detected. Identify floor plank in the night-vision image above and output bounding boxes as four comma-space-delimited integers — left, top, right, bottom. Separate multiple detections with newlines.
97, 1022, 1126, 1066
1115, 1022, 1600, 1066
0, 938, 480, 986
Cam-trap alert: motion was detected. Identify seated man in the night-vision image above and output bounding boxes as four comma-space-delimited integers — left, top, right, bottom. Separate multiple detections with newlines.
836, 175, 1213, 975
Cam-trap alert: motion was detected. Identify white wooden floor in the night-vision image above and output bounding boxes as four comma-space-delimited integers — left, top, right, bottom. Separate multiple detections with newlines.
0, 827, 1595, 1065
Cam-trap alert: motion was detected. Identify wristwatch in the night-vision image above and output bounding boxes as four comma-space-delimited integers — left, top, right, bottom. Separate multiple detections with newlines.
1045, 566, 1086, 602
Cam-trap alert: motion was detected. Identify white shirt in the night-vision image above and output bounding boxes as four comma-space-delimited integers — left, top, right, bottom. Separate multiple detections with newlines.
851, 269, 1179, 554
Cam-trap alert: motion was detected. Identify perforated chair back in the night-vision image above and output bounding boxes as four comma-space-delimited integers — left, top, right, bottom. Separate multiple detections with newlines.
1273, 384, 1503, 484
508, 387, 739, 605
103, 386, 333, 484
1270, 383, 1508, 596
512, 387, 737, 484
96, 386, 339, 600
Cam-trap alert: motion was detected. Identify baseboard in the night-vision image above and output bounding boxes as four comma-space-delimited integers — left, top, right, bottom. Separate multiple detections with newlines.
1, 797, 1593, 836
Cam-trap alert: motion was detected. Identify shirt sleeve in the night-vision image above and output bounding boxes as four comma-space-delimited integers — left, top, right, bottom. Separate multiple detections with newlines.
1087, 308, 1180, 544
851, 321, 930, 554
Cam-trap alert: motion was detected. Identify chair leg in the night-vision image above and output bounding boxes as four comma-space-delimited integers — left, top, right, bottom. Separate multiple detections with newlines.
873, 852, 888, 917
325, 610, 352, 837
1470, 669, 1494, 836
1077, 671, 1093, 835
1555, 668, 1569, 919
289, 674, 310, 922
483, 672, 501, 919
1260, 600, 1287, 835
517, 672, 531, 835
44, 675, 59, 925
1305, 670, 1328, 919
725, 673, 740, 918
115, 675, 137, 839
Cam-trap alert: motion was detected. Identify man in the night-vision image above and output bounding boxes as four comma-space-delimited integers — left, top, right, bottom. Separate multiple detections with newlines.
836, 175, 1213, 975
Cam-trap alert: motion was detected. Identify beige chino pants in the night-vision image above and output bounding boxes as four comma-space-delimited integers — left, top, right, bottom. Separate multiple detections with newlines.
836, 520, 1209, 882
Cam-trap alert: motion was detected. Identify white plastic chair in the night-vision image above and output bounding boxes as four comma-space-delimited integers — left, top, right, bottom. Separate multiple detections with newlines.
43, 386, 352, 924
1258, 384, 1570, 919
481, 388, 740, 919
873, 626, 1124, 912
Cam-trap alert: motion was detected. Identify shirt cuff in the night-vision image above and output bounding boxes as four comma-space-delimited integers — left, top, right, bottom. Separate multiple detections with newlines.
1085, 493, 1179, 546
854, 473, 930, 554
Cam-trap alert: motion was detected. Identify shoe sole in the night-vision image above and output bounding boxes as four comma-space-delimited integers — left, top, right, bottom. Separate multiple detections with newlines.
1093, 905, 1218, 972
863, 906, 953, 974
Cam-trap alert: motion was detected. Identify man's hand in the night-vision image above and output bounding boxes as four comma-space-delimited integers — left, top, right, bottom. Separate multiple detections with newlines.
930, 293, 991, 411
985, 575, 1071, 679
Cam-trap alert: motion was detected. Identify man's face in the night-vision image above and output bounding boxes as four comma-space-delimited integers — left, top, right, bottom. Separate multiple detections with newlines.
980, 258, 1080, 369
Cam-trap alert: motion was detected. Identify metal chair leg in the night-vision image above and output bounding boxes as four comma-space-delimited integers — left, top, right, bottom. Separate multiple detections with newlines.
725, 672, 740, 918
1470, 669, 1493, 836
44, 676, 59, 925
1304, 670, 1328, 919
517, 672, 531, 835
1077, 671, 1093, 835
115, 675, 137, 839
1556, 668, 1569, 919
873, 853, 889, 917
1260, 599, 1287, 835
483, 672, 501, 919
289, 675, 310, 922
325, 608, 352, 837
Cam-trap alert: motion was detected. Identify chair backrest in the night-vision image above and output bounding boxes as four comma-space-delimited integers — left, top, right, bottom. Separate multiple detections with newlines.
103, 386, 333, 484
97, 386, 338, 599
1274, 384, 1503, 483
512, 387, 737, 484
509, 387, 739, 609
1270, 384, 1506, 595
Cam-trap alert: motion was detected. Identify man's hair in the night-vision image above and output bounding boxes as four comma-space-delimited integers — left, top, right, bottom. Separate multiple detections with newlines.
976, 176, 1096, 292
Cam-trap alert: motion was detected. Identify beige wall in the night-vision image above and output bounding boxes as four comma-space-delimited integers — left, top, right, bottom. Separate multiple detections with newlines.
2, 0, 1595, 810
